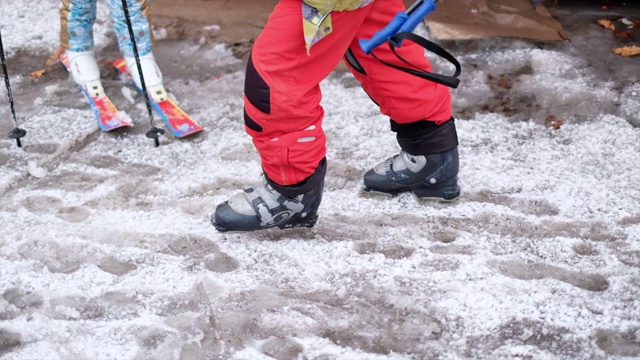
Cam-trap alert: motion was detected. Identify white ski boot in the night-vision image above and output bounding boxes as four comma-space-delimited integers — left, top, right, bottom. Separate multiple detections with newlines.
66, 50, 104, 98
125, 53, 168, 103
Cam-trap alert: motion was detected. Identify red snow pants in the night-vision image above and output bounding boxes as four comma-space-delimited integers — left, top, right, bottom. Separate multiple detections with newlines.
244, 0, 452, 186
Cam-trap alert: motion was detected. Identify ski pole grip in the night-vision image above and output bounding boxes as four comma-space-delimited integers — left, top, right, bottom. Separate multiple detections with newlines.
359, 12, 409, 54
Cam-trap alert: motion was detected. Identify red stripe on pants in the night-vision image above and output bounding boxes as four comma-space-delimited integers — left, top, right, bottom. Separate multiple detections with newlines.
245, 0, 452, 186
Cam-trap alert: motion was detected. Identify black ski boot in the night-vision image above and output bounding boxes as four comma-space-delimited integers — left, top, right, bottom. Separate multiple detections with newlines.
212, 160, 326, 232
363, 117, 460, 201
363, 147, 460, 201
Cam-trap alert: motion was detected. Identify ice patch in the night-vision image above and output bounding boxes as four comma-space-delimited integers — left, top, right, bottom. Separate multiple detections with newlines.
121, 86, 135, 104
27, 161, 47, 178
203, 25, 221, 32
620, 82, 640, 127
44, 84, 62, 96
115, 111, 133, 125
153, 27, 168, 40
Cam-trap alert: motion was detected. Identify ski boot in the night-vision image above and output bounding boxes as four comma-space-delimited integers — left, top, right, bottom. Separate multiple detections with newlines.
125, 53, 168, 103
212, 178, 324, 232
66, 50, 105, 98
363, 147, 460, 201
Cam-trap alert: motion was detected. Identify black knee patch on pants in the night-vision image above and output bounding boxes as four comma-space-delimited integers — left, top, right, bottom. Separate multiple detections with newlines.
244, 108, 263, 132
391, 118, 459, 155
265, 158, 327, 198
245, 52, 271, 115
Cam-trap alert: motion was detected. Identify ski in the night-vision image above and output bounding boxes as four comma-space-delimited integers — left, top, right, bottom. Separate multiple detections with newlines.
59, 53, 133, 131
113, 58, 204, 138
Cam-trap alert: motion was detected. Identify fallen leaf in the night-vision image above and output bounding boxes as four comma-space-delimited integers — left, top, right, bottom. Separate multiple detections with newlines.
545, 115, 564, 130
612, 45, 640, 57
613, 31, 634, 39
596, 19, 615, 31
27, 69, 46, 78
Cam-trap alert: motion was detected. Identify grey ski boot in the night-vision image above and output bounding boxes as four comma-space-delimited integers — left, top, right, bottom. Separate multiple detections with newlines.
212, 160, 326, 232
363, 147, 460, 201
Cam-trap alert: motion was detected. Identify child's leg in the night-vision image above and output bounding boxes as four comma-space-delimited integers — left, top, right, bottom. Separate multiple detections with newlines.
107, 0, 152, 57
60, 0, 98, 52
60, 0, 102, 92
108, 0, 164, 94
212, 1, 377, 232
343, 0, 460, 200
245, 1, 373, 190
345, 0, 452, 124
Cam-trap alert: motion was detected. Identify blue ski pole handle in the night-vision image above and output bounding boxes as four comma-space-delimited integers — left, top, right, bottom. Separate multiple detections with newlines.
359, 11, 408, 54
359, 0, 438, 54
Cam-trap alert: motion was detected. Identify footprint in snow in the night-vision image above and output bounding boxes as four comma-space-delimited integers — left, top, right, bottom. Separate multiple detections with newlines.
595, 330, 640, 357
163, 234, 239, 273
353, 241, 415, 260
0, 329, 21, 357
493, 258, 609, 292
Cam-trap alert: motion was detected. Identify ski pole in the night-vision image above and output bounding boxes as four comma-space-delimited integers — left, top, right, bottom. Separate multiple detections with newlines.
0, 28, 27, 148
120, 0, 164, 147
359, 0, 440, 54
358, 0, 460, 88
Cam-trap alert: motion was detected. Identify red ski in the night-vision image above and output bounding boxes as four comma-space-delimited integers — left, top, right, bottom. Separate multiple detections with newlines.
60, 53, 133, 131
113, 58, 203, 138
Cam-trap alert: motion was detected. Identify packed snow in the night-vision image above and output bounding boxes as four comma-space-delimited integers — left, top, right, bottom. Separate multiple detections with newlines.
1, 1, 639, 359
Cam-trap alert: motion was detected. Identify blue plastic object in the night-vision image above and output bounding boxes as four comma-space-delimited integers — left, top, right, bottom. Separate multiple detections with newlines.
359, 0, 437, 54
397, 0, 436, 34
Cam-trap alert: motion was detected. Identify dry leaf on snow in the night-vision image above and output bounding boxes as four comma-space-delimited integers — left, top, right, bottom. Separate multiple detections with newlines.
596, 19, 615, 31
613, 31, 634, 40
612, 45, 640, 57
545, 115, 564, 130
27, 69, 46, 78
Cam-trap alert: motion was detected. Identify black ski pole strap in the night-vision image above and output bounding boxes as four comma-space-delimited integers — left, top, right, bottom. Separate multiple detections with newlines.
371, 31, 461, 89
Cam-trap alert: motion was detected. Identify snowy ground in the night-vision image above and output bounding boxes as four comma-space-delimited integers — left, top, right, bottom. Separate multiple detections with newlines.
1, 1, 640, 359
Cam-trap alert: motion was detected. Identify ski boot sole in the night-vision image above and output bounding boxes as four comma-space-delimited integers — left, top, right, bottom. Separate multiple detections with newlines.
361, 186, 460, 202
211, 215, 319, 233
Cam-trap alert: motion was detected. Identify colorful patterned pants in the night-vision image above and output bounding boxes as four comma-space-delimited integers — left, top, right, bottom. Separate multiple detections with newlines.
60, 0, 153, 57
